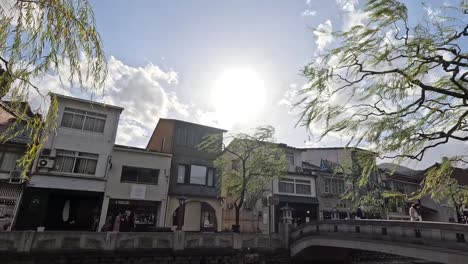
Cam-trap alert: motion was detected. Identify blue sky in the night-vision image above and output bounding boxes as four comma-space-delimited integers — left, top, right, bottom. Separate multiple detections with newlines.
44, 0, 465, 169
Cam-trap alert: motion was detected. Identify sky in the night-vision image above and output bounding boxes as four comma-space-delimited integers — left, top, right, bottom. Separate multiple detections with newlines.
31, 0, 467, 169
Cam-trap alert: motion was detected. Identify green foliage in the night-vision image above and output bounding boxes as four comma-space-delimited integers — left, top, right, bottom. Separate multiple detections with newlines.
200, 126, 287, 229
415, 159, 468, 222
298, 0, 467, 208
0, 0, 106, 180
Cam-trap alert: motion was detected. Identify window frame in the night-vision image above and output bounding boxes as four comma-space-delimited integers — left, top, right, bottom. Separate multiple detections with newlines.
120, 165, 160, 185
176, 163, 215, 187
0, 151, 21, 171
60, 107, 107, 133
278, 177, 312, 196
189, 165, 208, 185
285, 153, 295, 167
53, 149, 99, 176
323, 177, 345, 194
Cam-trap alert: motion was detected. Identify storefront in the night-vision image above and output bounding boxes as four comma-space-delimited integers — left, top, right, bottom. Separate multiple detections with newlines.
274, 195, 319, 231
104, 199, 161, 232
15, 187, 102, 231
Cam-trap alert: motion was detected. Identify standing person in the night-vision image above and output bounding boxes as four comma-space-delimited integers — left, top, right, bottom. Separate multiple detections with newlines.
409, 204, 422, 221
356, 206, 363, 220
113, 213, 121, 232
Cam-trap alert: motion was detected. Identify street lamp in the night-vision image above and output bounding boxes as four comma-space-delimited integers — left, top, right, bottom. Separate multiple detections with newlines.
177, 197, 187, 231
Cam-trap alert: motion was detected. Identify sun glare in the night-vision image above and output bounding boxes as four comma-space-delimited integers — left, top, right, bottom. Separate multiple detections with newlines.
211, 68, 266, 127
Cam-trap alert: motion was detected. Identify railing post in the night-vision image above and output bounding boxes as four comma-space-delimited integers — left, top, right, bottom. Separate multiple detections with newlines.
105, 232, 118, 251
431, 229, 442, 241
20, 231, 35, 252
173, 230, 185, 250
233, 233, 241, 249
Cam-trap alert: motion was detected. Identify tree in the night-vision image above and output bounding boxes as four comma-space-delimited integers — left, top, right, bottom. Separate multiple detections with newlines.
417, 160, 468, 223
297, 0, 467, 196
0, 0, 106, 179
200, 126, 287, 232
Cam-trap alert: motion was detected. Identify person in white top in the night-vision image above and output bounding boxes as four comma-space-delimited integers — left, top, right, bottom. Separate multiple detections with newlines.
409, 203, 422, 221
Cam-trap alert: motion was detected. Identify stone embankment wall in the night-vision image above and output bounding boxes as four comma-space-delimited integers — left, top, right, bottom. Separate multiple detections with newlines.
1, 249, 291, 264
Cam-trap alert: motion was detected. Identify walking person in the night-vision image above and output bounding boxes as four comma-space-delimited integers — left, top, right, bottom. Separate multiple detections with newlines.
409, 204, 422, 221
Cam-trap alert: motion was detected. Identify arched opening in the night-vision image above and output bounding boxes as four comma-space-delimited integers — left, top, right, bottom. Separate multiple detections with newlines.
171, 201, 218, 231
200, 202, 217, 232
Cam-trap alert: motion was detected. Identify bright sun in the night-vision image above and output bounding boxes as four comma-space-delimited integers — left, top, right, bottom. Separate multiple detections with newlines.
211, 68, 266, 127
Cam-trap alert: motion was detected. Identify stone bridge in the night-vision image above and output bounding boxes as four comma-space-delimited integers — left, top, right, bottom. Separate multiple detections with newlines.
290, 220, 468, 264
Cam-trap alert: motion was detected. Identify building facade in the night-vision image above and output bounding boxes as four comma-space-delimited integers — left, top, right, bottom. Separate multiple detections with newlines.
97, 145, 172, 231
0, 102, 36, 231
301, 148, 356, 220
221, 144, 319, 233
147, 118, 225, 232
15, 94, 123, 231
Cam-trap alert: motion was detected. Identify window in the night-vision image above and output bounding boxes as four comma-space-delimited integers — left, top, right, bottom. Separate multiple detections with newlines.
394, 181, 405, 193
61, 107, 106, 133
231, 159, 240, 171
295, 179, 311, 195
207, 168, 214, 187
0, 151, 21, 171
177, 165, 187, 183
177, 164, 215, 186
279, 178, 295, 193
286, 153, 294, 167
337, 180, 344, 194
279, 178, 312, 195
54, 150, 98, 175
121, 166, 159, 184
324, 178, 345, 194
190, 165, 207, 185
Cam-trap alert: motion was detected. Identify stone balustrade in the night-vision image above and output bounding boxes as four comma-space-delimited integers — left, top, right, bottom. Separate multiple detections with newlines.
0, 231, 286, 253
290, 219, 468, 264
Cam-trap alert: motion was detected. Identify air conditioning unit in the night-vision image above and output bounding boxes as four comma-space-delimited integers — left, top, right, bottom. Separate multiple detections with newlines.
295, 166, 303, 173
41, 148, 52, 156
9, 170, 22, 184
38, 158, 54, 169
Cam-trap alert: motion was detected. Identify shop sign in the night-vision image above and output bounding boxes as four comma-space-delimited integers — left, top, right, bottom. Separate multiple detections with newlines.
130, 185, 146, 199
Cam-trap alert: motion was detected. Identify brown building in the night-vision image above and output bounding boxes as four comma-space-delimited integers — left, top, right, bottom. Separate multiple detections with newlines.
147, 118, 225, 231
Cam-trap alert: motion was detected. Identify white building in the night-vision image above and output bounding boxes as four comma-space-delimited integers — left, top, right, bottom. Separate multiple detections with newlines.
98, 145, 172, 231
15, 94, 123, 231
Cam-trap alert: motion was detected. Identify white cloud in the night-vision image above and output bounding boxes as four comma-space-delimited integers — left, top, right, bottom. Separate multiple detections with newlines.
29, 56, 190, 147
98, 57, 187, 146
336, 0, 367, 30
302, 9, 317, 16
313, 20, 333, 52
278, 83, 299, 111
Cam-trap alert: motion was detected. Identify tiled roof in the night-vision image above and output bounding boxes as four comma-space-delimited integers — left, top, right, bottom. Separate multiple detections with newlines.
417, 163, 468, 187
0, 120, 33, 145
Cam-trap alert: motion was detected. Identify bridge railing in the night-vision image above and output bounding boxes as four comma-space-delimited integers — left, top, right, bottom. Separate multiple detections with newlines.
0, 231, 286, 253
290, 219, 468, 252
